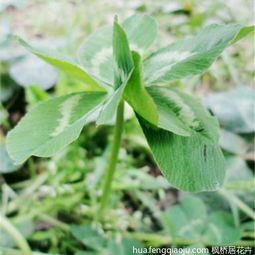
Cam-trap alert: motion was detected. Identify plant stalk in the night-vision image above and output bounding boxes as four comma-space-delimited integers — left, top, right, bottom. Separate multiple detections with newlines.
99, 99, 124, 214
219, 189, 255, 220
0, 215, 32, 255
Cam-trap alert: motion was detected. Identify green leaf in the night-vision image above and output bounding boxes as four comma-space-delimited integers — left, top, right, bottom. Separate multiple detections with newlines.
225, 156, 253, 182
139, 119, 225, 192
163, 197, 242, 246
219, 129, 249, 156
96, 20, 134, 125
203, 211, 242, 245
162, 196, 207, 241
231, 25, 255, 44
0, 142, 21, 173
10, 54, 58, 90
124, 51, 158, 126
70, 225, 105, 250
78, 26, 114, 86
78, 14, 157, 86
18, 38, 105, 91
144, 24, 253, 84
138, 86, 225, 192
96, 86, 124, 125
25, 85, 49, 106
122, 13, 157, 54
148, 86, 220, 141
196, 192, 229, 215
146, 86, 191, 136
7, 91, 106, 164
206, 86, 254, 133
107, 239, 143, 255
112, 19, 134, 89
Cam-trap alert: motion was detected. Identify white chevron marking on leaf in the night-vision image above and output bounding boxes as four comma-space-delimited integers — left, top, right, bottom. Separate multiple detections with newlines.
164, 90, 201, 130
91, 47, 112, 76
51, 95, 82, 137
150, 50, 192, 65
147, 65, 170, 83
147, 51, 192, 82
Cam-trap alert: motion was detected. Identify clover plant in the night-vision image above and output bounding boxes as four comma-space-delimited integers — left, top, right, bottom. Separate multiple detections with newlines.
6, 14, 254, 211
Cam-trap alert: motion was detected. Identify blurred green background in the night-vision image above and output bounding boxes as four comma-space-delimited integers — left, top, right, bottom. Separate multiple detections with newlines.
0, 1, 254, 255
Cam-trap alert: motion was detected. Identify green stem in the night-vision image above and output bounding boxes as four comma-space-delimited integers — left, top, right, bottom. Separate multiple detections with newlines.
0, 215, 32, 255
219, 189, 255, 220
28, 158, 37, 179
99, 99, 124, 213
